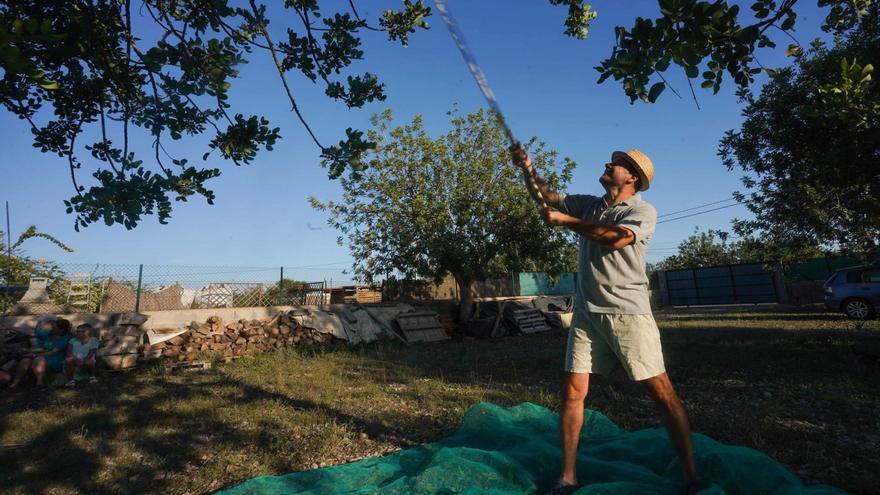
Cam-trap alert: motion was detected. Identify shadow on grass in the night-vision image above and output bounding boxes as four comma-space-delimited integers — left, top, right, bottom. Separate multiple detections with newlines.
0, 364, 439, 495
1, 320, 878, 495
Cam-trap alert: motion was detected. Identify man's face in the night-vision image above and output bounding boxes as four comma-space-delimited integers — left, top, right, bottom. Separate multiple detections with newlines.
599, 161, 637, 190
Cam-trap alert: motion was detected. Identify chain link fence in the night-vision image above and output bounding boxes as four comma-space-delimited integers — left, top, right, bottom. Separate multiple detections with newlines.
1, 263, 349, 316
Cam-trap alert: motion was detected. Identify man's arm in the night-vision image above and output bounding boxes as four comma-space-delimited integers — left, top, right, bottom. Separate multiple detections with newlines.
543, 209, 636, 250
510, 144, 563, 208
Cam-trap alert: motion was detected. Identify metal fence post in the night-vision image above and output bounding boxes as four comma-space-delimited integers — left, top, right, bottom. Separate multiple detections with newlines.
278, 266, 284, 306
134, 264, 143, 312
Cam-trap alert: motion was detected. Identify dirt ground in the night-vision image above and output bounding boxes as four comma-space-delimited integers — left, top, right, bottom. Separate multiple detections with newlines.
1, 307, 878, 494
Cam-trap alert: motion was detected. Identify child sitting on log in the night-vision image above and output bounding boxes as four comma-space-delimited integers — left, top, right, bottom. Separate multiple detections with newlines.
65, 324, 99, 387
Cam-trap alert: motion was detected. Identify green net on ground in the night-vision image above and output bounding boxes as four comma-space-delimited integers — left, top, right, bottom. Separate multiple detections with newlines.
218, 402, 843, 495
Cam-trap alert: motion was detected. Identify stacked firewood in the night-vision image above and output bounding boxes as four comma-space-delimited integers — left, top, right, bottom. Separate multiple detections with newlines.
143, 313, 335, 363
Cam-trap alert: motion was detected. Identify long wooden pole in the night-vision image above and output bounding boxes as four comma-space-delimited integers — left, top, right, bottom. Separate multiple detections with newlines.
432, 0, 548, 210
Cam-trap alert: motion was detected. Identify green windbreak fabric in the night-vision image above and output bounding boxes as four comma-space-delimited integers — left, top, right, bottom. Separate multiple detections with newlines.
218, 402, 844, 495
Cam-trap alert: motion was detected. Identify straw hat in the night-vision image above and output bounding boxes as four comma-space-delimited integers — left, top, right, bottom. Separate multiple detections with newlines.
612, 149, 654, 191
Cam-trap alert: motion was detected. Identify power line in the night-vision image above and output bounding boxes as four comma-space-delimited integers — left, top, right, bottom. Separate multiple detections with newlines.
657, 203, 744, 224
657, 196, 738, 218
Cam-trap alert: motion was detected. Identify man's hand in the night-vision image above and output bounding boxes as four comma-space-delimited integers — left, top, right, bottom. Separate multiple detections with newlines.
540, 206, 577, 227
509, 142, 533, 172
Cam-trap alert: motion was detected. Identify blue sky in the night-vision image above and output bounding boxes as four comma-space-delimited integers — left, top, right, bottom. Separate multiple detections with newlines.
0, 1, 833, 284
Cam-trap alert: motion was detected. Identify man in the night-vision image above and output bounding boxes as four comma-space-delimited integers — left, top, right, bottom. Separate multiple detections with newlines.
510, 144, 705, 495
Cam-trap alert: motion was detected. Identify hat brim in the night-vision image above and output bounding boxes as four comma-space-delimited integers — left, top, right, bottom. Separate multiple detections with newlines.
612, 151, 650, 191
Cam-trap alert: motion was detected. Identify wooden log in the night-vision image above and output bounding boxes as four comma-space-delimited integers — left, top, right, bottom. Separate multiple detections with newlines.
103, 353, 138, 370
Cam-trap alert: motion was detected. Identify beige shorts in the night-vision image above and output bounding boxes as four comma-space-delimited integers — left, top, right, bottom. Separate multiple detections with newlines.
564, 312, 666, 381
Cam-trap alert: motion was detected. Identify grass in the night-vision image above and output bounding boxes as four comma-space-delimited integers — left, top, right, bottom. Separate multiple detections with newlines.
1, 307, 879, 494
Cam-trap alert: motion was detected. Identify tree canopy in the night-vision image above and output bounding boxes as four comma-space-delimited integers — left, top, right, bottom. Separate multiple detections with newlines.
310, 108, 577, 320
651, 228, 824, 270
719, 4, 879, 259
3, 1, 869, 229
0, 226, 72, 286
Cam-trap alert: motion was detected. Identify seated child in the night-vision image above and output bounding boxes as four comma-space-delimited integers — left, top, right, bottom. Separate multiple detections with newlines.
65, 324, 99, 386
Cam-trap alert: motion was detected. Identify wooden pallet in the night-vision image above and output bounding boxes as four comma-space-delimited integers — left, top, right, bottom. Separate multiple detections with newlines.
509, 309, 551, 334
164, 360, 212, 373
396, 311, 450, 343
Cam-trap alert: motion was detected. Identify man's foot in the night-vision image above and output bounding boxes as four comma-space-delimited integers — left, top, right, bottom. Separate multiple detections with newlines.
684, 479, 710, 494
544, 479, 579, 495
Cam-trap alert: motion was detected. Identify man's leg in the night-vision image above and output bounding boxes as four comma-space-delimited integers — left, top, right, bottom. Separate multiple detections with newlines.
560, 371, 590, 485
642, 372, 697, 481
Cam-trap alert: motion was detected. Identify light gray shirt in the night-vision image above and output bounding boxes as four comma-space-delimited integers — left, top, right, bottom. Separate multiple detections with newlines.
558, 192, 656, 314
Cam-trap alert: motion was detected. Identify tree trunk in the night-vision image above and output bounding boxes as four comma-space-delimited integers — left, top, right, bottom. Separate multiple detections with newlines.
456, 276, 474, 322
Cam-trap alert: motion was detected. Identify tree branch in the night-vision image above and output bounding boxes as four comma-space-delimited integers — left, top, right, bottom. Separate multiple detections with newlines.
656, 70, 683, 100
98, 101, 122, 176
67, 122, 84, 197
685, 73, 701, 110
249, 0, 324, 150
293, 3, 334, 86
348, 0, 385, 32
756, 0, 799, 36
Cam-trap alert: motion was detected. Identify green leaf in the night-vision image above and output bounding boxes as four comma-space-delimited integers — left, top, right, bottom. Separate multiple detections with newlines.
38, 80, 59, 90
655, 55, 671, 72
685, 65, 699, 78
683, 51, 702, 67
701, 80, 714, 89
647, 82, 665, 103
784, 44, 801, 57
